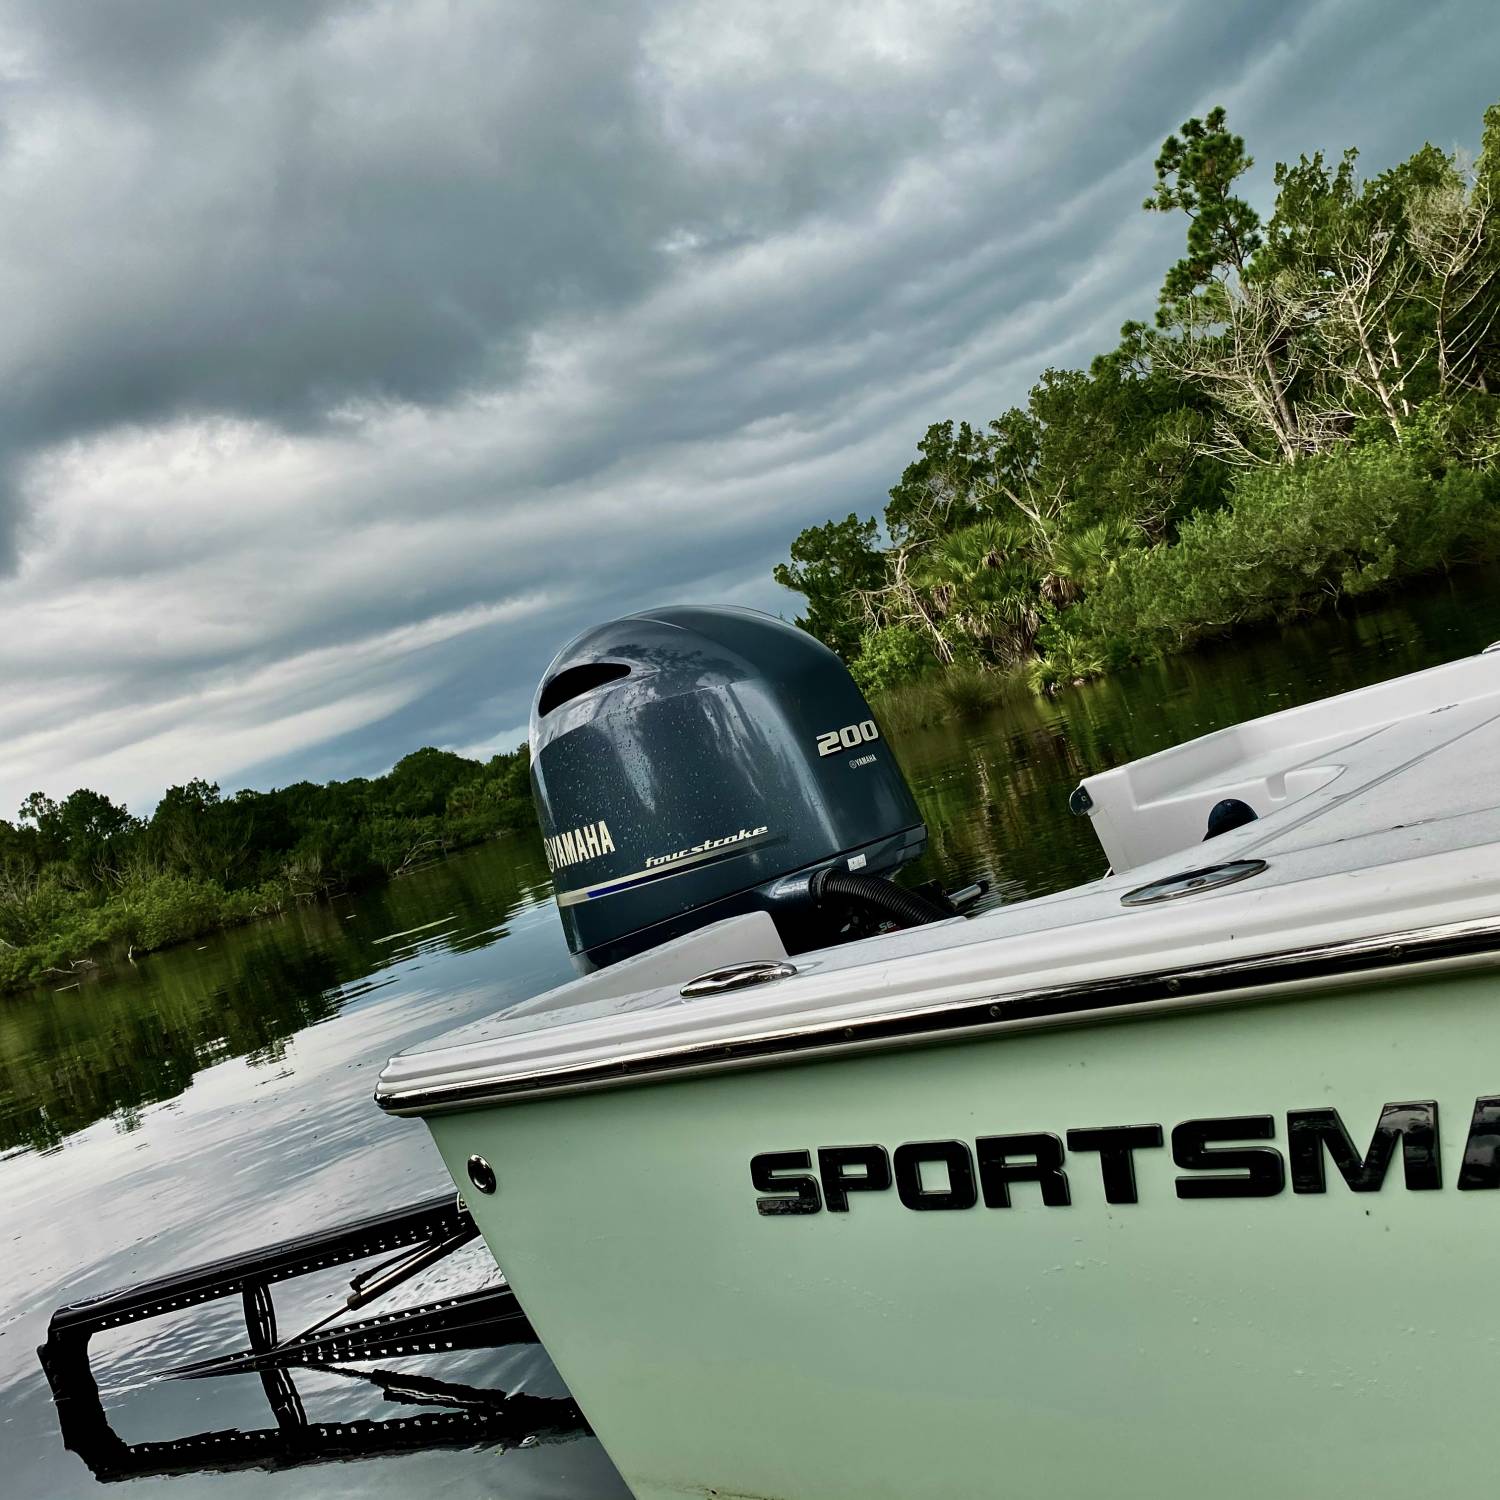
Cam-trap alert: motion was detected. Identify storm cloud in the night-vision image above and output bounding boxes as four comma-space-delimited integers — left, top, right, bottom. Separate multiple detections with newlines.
1, 0, 1495, 811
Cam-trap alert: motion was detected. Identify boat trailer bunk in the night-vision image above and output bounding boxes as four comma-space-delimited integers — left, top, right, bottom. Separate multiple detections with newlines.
38, 1192, 587, 1481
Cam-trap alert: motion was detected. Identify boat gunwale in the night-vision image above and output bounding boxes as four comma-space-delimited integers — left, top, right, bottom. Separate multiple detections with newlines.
375, 915, 1500, 1116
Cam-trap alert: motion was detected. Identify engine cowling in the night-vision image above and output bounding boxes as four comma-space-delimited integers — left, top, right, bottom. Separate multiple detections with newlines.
529, 606, 928, 969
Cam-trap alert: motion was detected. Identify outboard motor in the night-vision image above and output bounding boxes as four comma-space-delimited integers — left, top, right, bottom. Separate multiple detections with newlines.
530, 605, 944, 970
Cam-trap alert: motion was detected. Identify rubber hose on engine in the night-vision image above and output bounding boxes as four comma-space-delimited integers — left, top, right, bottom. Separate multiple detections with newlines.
808, 868, 950, 929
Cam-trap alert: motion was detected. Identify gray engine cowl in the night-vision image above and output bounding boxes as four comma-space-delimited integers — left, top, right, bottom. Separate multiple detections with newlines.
530, 605, 927, 969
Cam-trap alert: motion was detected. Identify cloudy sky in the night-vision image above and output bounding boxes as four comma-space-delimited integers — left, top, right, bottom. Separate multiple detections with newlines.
0, 0, 1494, 814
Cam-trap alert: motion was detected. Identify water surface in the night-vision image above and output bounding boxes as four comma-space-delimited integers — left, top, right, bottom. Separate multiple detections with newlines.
6, 567, 1500, 1497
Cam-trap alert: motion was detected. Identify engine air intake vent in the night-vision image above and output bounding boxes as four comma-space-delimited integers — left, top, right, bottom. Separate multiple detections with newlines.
537, 662, 631, 717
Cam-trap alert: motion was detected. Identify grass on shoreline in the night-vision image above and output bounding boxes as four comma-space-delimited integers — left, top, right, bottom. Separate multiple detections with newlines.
867, 661, 1030, 732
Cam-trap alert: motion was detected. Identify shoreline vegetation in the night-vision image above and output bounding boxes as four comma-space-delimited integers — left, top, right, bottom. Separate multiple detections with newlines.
0, 746, 536, 996
774, 103, 1500, 700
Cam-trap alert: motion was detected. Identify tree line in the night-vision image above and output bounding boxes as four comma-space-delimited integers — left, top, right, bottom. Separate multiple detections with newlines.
776, 102, 1500, 694
0, 744, 536, 992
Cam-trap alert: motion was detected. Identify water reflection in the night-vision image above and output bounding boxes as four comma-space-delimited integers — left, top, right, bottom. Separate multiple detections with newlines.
0, 833, 552, 1156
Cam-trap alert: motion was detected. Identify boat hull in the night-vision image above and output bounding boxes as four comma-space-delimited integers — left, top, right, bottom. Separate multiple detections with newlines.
425, 963, 1500, 1499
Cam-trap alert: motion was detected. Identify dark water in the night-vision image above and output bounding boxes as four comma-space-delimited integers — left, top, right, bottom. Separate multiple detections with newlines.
5, 566, 1500, 1498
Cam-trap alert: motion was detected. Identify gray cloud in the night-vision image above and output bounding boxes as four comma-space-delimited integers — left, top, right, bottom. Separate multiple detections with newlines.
0, 0, 1495, 812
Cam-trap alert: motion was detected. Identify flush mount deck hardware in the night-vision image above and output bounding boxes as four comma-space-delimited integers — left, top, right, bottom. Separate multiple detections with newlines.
1120, 859, 1268, 907
682, 961, 798, 998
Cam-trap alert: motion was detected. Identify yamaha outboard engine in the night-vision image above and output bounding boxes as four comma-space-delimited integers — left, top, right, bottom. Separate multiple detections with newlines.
530, 606, 942, 970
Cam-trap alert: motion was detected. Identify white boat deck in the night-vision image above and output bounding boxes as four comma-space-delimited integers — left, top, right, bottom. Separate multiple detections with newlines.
1081, 645, 1500, 871
377, 649, 1500, 1112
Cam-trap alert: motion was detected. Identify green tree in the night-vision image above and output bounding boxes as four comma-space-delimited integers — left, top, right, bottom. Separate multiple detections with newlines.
1146, 105, 1264, 308
773, 513, 886, 660
382, 747, 476, 819
848, 624, 934, 694
884, 421, 999, 541
1147, 109, 1306, 462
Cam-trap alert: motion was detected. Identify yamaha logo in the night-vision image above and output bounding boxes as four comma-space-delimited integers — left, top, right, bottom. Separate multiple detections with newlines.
542, 820, 615, 872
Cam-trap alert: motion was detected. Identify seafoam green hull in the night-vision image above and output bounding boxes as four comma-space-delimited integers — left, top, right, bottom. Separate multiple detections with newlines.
428, 966, 1500, 1499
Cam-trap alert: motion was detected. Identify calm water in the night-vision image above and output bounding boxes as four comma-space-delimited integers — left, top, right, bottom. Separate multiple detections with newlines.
6, 567, 1500, 1497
